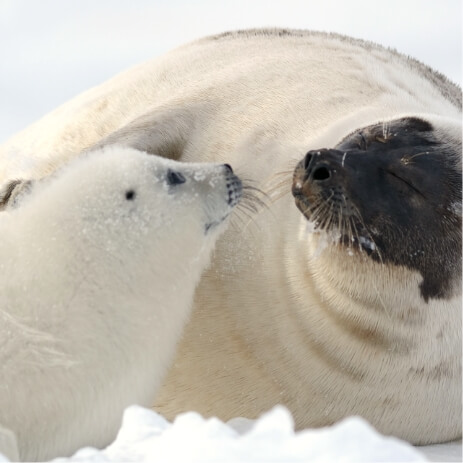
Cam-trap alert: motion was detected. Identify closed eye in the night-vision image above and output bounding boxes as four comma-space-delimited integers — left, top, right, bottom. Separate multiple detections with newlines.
383, 169, 425, 198
358, 132, 368, 150
357, 132, 368, 151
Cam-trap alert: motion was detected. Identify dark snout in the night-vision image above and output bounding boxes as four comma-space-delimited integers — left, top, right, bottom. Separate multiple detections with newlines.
302, 149, 346, 182
292, 149, 348, 198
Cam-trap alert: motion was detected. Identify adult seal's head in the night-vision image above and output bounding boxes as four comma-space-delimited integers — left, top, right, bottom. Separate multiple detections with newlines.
292, 116, 462, 301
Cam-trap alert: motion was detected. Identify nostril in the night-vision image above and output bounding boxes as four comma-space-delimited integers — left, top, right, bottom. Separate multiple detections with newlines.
167, 169, 186, 186
303, 152, 313, 170
312, 166, 331, 181
223, 163, 233, 174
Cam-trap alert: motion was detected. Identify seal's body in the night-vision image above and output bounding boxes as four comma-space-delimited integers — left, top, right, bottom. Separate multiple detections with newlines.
0, 146, 241, 461
0, 30, 461, 445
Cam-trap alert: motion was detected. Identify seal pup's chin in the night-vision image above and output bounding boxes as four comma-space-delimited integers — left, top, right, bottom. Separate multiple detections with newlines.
205, 215, 230, 234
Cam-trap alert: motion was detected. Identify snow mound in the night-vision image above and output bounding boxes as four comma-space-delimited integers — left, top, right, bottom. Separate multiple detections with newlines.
48, 405, 427, 462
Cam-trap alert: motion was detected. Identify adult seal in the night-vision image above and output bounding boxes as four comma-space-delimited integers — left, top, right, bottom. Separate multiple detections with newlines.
0, 29, 461, 445
0, 146, 241, 461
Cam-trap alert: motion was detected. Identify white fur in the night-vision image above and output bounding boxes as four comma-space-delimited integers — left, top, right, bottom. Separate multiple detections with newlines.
0, 146, 238, 461
0, 30, 461, 447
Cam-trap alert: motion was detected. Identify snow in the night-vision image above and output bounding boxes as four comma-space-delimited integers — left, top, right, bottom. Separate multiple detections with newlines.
0, 405, 458, 462
358, 235, 376, 251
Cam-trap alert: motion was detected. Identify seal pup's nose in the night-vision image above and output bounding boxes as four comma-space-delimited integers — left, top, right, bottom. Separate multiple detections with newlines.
166, 169, 186, 185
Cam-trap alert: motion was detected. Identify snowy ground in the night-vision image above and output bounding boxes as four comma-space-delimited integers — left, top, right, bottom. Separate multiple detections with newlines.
1, 406, 459, 462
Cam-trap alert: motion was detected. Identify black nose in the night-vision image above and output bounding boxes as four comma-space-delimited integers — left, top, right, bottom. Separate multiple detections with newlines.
223, 163, 233, 174
167, 169, 186, 185
303, 150, 341, 182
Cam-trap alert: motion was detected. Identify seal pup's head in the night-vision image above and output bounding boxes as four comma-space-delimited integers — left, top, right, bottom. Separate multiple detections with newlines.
292, 116, 462, 302
2, 145, 242, 263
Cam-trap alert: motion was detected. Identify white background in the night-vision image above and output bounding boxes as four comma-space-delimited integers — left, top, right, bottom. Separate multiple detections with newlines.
0, 0, 461, 143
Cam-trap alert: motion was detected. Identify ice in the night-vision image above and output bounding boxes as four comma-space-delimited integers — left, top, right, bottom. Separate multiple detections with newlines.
298, 219, 343, 259
358, 235, 376, 251
8, 405, 432, 462
0, 405, 460, 462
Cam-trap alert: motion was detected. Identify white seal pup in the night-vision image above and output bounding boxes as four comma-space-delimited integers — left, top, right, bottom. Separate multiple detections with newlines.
0, 146, 242, 461
0, 29, 461, 445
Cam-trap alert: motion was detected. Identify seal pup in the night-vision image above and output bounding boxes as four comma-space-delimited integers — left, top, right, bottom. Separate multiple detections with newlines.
0, 29, 461, 445
0, 146, 242, 461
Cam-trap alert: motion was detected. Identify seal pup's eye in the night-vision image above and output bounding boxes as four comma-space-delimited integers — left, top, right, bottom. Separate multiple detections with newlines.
125, 189, 136, 200
167, 170, 186, 186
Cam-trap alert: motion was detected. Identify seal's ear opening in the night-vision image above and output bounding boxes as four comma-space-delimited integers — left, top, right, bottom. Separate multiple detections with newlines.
0, 179, 34, 211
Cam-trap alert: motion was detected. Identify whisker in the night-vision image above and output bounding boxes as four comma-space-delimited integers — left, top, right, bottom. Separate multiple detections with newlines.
242, 192, 270, 211
266, 190, 292, 204
351, 217, 363, 254
303, 200, 323, 222
317, 201, 333, 231
346, 214, 355, 252
235, 209, 262, 235
265, 178, 292, 190
350, 203, 383, 263
326, 201, 335, 232
263, 170, 293, 185
337, 205, 344, 247
269, 169, 295, 177
238, 200, 260, 215
265, 178, 292, 195
301, 200, 318, 220
230, 208, 250, 230
401, 151, 431, 164
241, 179, 270, 194
242, 184, 270, 196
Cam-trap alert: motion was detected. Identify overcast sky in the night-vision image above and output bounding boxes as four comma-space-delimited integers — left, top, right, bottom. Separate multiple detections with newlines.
0, 0, 461, 143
